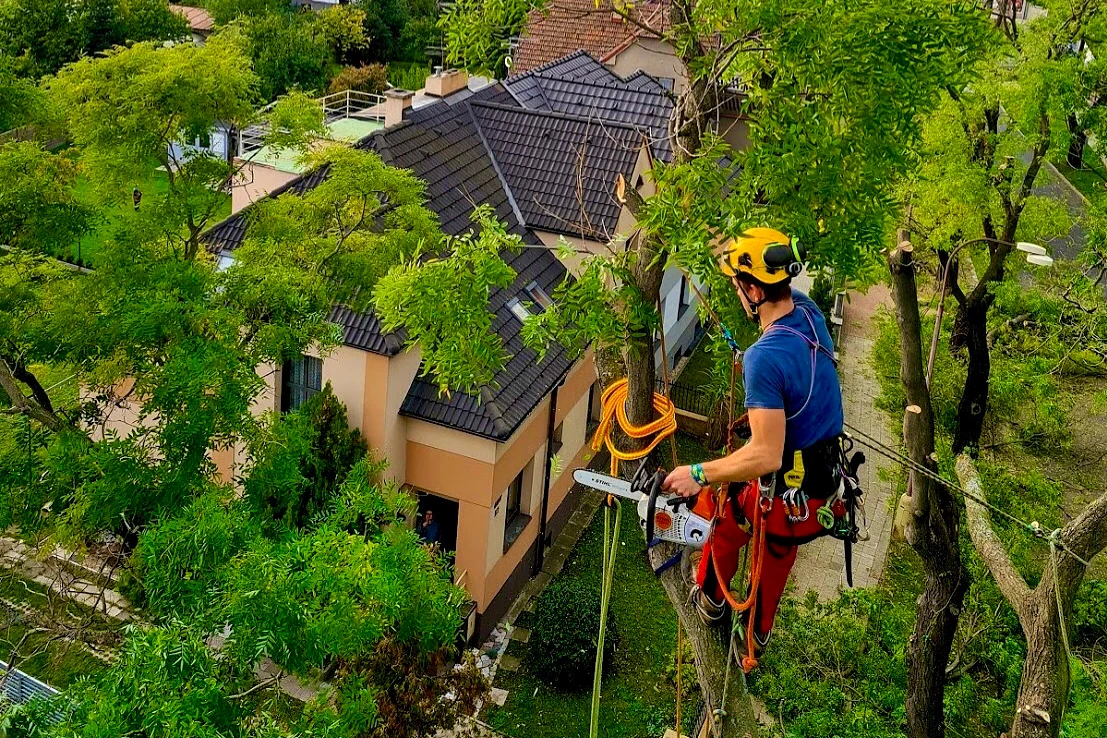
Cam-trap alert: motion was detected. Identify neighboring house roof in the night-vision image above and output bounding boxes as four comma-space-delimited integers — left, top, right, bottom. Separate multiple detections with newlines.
512, 0, 667, 74
169, 5, 214, 34
201, 53, 671, 440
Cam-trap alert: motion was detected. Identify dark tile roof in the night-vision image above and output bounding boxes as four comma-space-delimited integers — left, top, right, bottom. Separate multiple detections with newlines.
503, 61, 673, 162
399, 246, 574, 440
512, 0, 667, 74
199, 54, 674, 439
469, 101, 641, 239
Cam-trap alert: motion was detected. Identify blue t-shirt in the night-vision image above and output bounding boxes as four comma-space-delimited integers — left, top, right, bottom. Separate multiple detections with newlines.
743, 289, 843, 452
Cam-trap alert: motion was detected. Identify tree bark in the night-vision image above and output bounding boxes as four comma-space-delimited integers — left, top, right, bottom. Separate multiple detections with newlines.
953, 300, 992, 453
888, 243, 970, 738
1066, 113, 1087, 170
958, 455, 1107, 738
649, 543, 757, 738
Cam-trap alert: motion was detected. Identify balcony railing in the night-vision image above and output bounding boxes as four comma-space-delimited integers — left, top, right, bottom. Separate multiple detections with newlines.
238, 89, 387, 160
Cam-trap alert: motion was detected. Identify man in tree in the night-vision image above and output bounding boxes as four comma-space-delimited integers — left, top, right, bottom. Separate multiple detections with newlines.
663, 228, 844, 654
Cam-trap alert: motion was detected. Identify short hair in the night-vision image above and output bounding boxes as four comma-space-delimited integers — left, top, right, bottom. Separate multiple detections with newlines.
736, 272, 792, 302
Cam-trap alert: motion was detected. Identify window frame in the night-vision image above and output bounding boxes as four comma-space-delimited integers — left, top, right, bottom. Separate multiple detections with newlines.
281, 354, 322, 412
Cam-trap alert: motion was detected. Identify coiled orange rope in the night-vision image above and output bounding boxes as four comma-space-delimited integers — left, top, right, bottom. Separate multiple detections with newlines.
592, 378, 679, 476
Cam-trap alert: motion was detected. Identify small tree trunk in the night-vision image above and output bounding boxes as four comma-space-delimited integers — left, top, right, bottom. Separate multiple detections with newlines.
1066, 114, 1087, 170
888, 243, 970, 738
953, 301, 991, 453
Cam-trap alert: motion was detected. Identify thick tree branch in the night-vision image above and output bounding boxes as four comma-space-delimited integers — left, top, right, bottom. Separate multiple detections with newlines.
648, 543, 757, 738
956, 455, 1031, 620
0, 357, 67, 432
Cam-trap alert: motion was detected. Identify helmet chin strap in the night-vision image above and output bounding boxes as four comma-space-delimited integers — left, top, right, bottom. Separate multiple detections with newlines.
737, 282, 767, 317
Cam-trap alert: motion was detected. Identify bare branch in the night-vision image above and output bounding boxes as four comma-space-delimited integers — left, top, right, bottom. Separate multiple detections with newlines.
956, 455, 1031, 621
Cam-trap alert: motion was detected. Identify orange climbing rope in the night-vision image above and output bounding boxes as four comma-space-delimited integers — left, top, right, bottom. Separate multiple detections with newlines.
591, 378, 679, 476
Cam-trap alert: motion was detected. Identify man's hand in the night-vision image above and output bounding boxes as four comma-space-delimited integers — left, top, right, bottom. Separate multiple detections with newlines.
663, 465, 703, 498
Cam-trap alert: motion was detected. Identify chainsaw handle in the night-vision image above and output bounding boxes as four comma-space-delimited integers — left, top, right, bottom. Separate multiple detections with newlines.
644, 470, 666, 544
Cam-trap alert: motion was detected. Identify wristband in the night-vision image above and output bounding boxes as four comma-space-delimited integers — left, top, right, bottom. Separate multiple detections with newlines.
690, 463, 709, 487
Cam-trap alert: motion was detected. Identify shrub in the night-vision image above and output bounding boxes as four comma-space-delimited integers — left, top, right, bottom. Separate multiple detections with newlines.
329, 64, 388, 95
388, 61, 431, 91
527, 579, 619, 690
809, 270, 835, 316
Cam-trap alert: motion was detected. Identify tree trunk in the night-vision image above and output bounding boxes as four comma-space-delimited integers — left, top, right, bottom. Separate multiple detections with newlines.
1011, 587, 1071, 738
1066, 114, 1087, 170
888, 243, 970, 738
953, 300, 991, 453
649, 543, 757, 738
959, 455, 1107, 738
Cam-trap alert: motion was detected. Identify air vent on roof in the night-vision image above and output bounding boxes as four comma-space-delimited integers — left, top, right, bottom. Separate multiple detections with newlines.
525, 281, 553, 311
507, 297, 530, 322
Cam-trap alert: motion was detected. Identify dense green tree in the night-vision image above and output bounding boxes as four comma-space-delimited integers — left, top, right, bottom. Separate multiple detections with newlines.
239, 11, 334, 100
440, 0, 535, 77
205, 0, 292, 26
0, 0, 186, 78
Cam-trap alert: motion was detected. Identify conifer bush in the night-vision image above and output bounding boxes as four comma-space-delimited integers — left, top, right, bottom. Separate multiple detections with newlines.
526, 579, 619, 690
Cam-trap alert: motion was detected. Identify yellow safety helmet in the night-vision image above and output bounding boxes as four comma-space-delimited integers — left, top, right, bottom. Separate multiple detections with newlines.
718, 227, 804, 285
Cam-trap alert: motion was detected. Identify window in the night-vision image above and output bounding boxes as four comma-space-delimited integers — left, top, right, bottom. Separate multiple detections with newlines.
281, 355, 322, 412
551, 421, 564, 456
524, 281, 553, 311
197, 131, 212, 149
503, 470, 530, 552
677, 276, 690, 318
507, 297, 530, 322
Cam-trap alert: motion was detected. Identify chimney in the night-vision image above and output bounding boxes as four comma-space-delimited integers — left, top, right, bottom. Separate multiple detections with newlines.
424, 68, 470, 98
383, 89, 414, 127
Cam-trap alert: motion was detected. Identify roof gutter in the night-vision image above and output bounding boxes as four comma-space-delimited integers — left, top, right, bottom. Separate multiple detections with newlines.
533, 375, 566, 575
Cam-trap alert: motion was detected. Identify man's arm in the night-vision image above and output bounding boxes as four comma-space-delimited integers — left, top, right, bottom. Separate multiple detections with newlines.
662, 408, 786, 497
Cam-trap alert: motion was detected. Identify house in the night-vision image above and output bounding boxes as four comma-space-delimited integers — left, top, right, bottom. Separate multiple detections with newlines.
169, 5, 214, 45
202, 53, 703, 639
511, 0, 679, 89
511, 1, 751, 150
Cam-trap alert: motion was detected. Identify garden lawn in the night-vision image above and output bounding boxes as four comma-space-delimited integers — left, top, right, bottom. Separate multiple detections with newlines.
483, 435, 713, 738
69, 166, 231, 266
1049, 149, 1107, 203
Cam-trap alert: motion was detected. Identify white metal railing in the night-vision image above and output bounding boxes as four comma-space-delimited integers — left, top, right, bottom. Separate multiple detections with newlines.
0, 659, 60, 706
237, 89, 387, 160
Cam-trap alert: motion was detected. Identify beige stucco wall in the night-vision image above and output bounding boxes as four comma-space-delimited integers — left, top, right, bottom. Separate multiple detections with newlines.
607, 38, 687, 92
231, 161, 299, 214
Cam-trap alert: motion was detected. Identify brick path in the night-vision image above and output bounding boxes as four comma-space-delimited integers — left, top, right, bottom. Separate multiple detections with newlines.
790, 285, 897, 600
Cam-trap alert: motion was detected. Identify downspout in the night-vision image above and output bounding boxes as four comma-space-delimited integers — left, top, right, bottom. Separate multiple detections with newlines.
534, 380, 563, 575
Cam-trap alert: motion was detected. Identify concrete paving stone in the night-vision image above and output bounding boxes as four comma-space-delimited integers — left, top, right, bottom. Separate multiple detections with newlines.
510, 627, 531, 643
489, 687, 509, 706
498, 654, 521, 672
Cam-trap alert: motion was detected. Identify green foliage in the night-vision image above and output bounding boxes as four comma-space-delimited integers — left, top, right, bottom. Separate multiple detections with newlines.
46, 33, 261, 251
244, 384, 369, 531
205, 0, 291, 26
387, 61, 430, 91
440, 0, 538, 77
374, 205, 520, 394
0, 143, 91, 251
239, 11, 333, 100
329, 63, 389, 94
809, 271, 835, 317
527, 578, 619, 691
0, 0, 187, 78
1063, 659, 1107, 738
0, 57, 46, 131
1074, 580, 1107, 644
354, 0, 412, 63
127, 492, 262, 618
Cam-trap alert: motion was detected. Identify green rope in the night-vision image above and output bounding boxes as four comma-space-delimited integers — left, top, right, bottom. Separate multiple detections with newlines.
590, 499, 621, 738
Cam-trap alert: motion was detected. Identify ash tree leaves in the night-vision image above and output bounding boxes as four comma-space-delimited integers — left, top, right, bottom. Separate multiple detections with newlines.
0, 143, 90, 253
373, 206, 522, 395
234, 145, 440, 315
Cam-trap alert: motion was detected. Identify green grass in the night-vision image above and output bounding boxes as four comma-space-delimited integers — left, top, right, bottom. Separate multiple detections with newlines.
1049, 148, 1107, 203
68, 165, 231, 266
677, 335, 716, 386
0, 576, 111, 688
484, 434, 712, 738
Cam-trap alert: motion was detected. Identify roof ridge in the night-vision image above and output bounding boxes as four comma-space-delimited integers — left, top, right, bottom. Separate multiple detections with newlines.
506, 49, 596, 83
528, 71, 667, 97
469, 99, 644, 134
466, 103, 528, 230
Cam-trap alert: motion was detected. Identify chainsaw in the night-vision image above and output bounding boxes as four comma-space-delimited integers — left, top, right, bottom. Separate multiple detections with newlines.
573, 461, 711, 548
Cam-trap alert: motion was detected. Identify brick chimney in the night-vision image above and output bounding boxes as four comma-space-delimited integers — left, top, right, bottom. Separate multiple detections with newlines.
383, 89, 414, 127
424, 68, 470, 98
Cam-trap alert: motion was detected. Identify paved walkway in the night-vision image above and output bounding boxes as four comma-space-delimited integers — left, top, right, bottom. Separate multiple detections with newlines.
790, 286, 897, 600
